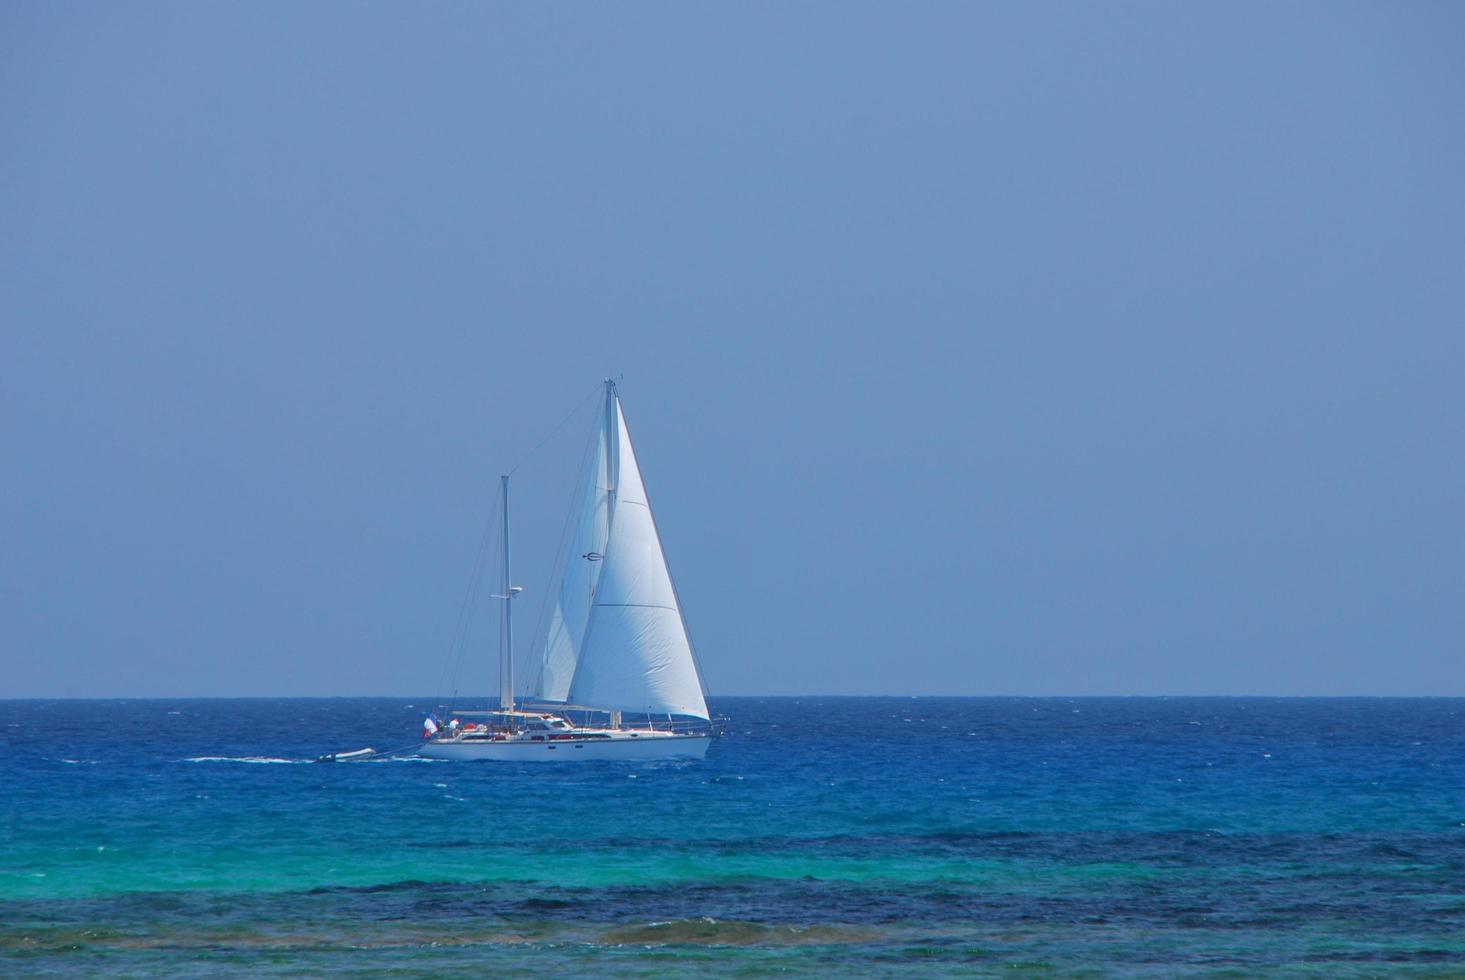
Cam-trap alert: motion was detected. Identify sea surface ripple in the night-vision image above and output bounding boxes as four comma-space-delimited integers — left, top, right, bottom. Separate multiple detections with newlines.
2, 697, 1463, 976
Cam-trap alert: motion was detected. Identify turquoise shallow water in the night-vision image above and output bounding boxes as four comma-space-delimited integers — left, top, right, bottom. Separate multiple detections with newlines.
2, 697, 1463, 976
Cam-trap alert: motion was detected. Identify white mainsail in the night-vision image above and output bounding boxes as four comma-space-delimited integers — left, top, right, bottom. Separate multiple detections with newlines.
533, 414, 611, 702
564, 388, 709, 720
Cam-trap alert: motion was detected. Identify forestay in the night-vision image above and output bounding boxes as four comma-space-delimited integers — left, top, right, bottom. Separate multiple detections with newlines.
533, 414, 611, 702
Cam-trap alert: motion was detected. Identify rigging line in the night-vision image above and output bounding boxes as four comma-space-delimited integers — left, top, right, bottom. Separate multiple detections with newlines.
434, 482, 503, 708
436, 530, 488, 707
506, 383, 601, 476
441, 490, 495, 696
468, 497, 505, 710
523, 413, 601, 694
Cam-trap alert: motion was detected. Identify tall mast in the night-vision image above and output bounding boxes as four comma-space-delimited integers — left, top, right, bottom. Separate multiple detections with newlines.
592, 378, 618, 729
604, 378, 619, 512
499, 473, 515, 711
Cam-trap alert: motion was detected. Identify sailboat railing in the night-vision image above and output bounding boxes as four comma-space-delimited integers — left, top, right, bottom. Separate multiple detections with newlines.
444, 703, 719, 736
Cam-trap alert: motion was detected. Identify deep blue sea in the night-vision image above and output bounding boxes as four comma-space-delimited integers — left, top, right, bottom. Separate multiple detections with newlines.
2, 697, 1463, 976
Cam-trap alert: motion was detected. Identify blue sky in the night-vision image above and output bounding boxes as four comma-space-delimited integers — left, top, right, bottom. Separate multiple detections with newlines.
2, 2, 1462, 697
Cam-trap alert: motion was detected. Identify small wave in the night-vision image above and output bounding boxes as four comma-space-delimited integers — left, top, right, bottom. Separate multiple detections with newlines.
60, 758, 99, 765
183, 756, 308, 765
602, 917, 875, 947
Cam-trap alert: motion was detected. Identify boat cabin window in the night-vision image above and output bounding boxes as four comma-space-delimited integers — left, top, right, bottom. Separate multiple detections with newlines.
521, 714, 571, 729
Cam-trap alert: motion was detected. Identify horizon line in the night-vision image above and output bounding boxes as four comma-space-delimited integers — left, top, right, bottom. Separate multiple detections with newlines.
4, 692, 1465, 702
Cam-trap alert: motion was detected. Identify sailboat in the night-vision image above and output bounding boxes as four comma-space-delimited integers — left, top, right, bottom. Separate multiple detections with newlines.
418, 380, 715, 761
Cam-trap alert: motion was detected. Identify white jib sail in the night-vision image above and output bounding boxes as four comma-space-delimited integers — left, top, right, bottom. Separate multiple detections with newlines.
534, 418, 611, 702
568, 397, 709, 720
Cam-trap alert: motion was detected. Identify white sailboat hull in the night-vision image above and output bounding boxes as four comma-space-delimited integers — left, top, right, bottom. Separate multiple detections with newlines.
418, 732, 711, 762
